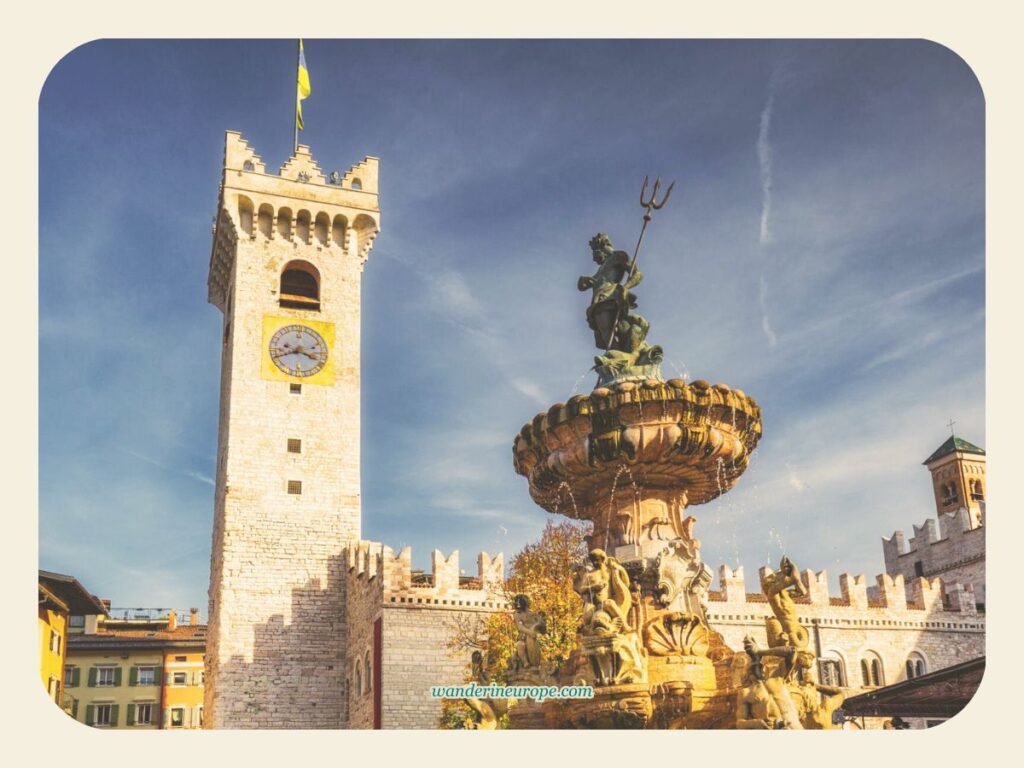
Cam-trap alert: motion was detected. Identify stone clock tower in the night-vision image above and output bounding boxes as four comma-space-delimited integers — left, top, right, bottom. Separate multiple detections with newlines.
204, 131, 379, 728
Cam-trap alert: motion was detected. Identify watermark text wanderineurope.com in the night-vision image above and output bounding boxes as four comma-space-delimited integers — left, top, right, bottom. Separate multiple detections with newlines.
430, 683, 593, 703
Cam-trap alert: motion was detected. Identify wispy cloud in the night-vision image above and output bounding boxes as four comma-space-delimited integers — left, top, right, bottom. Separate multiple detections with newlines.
756, 74, 779, 348
758, 274, 777, 347
120, 448, 214, 486
511, 377, 550, 407
757, 85, 776, 246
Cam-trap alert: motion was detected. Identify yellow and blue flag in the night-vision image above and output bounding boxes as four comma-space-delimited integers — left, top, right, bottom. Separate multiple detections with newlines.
296, 40, 311, 131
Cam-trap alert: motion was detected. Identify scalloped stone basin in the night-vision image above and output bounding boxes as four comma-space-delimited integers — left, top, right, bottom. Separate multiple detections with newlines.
513, 377, 762, 557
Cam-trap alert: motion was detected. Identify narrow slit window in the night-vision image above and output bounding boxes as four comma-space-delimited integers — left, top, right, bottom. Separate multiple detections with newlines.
290, 383, 302, 394
287, 480, 302, 495
287, 439, 302, 454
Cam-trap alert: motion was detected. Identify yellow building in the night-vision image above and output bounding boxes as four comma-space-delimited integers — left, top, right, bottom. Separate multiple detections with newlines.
65, 608, 206, 729
162, 616, 205, 729
38, 570, 107, 716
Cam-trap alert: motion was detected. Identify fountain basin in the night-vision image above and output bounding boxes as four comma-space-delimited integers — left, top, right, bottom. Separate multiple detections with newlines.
513, 377, 762, 554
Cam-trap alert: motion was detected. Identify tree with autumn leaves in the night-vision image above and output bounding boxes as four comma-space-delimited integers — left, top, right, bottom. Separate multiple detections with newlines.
441, 520, 590, 728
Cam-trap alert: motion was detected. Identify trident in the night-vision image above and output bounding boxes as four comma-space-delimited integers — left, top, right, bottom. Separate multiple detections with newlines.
603, 176, 675, 354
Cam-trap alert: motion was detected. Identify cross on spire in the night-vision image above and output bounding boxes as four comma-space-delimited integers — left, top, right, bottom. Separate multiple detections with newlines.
947, 418, 957, 438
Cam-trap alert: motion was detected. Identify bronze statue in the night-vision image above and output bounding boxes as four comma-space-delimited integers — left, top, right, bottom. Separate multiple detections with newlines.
509, 594, 546, 679
464, 650, 509, 729
577, 233, 663, 385
572, 549, 646, 686
574, 549, 632, 636
761, 556, 810, 657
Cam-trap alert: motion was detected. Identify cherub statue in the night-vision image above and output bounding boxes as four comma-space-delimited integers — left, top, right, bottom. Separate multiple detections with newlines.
574, 549, 632, 636
509, 594, 547, 677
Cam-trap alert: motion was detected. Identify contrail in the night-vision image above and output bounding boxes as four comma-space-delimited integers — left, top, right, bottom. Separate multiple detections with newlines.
759, 274, 777, 347
757, 75, 778, 348
757, 86, 775, 246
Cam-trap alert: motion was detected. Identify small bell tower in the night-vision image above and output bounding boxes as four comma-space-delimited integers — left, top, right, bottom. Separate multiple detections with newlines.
923, 431, 986, 528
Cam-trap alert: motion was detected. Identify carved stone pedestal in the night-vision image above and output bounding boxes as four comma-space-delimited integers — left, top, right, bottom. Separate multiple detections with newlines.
566, 683, 653, 729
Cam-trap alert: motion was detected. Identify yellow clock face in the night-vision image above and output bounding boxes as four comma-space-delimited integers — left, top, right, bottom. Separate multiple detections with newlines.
261, 316, 336, 385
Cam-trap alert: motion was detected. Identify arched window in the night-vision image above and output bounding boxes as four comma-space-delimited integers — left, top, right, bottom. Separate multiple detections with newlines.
971, 479, 984, 501
296, 210, 311, 244
819, 652, 846, 687
353, 214, 378, 260
861, 652, 884, 687
279, 260, 320, 310
258, 204, 274, 239
315, 212, 330, 246
237, 196, 254, 237
364, 651, 372, 692
276, 207, 293, 240
332, 215, 348, 249
355, 666, 362, 697
350, 177, 362, 190
906, 653, 926, 680
942, 483, 958, 505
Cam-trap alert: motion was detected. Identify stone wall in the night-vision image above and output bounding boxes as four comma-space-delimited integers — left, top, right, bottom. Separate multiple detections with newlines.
345, 544, 506, 729
708, 564, 984, 692
205, 132, 380, 729
882, 507, 986, 606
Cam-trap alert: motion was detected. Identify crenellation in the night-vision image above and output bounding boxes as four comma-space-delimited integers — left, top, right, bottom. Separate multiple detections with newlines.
839, 573, 868, 609
802, 569, 830, 605
278, 144, 327, 183
909, 576, 943, 611
718, 564, 746, 603
477, 552, 504, 589
431, 550, 460, 594
912, 518, 940, 547
224, 130, 267, 174
945, 582, 977, 615
883, 507, 985, 608
875, 573, 906, 610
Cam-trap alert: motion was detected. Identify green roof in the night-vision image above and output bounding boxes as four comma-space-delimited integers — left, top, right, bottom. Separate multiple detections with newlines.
923, 435, 985, 465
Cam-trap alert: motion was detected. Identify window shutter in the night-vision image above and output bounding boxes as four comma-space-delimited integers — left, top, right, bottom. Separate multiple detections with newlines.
127, 703, 136, 726
129, 667, 138, 686
72, 699, 79, 719
85, 704, 95, 726
113, 667, 123, 687
153, 668, 162, 686
110, 704, 120, 727
72, 666, 81, 688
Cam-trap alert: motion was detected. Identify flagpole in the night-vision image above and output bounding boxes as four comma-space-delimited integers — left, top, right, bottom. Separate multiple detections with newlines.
293, 39, 301, 153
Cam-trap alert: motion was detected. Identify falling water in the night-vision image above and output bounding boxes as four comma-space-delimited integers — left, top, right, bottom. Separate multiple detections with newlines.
606, 465, 628, 551
570, 368, 595, 396
554, 481, 581, 519
667, 358, 691, 382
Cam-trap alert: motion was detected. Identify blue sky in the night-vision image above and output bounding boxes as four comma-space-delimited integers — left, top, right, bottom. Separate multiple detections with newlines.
38, 39, 984, 615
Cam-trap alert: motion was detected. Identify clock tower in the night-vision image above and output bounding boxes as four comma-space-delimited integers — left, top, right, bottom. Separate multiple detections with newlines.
204, 131, 379, 728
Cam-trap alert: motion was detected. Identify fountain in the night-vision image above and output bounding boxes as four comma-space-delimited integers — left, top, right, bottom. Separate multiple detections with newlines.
505, 181, 840, 729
